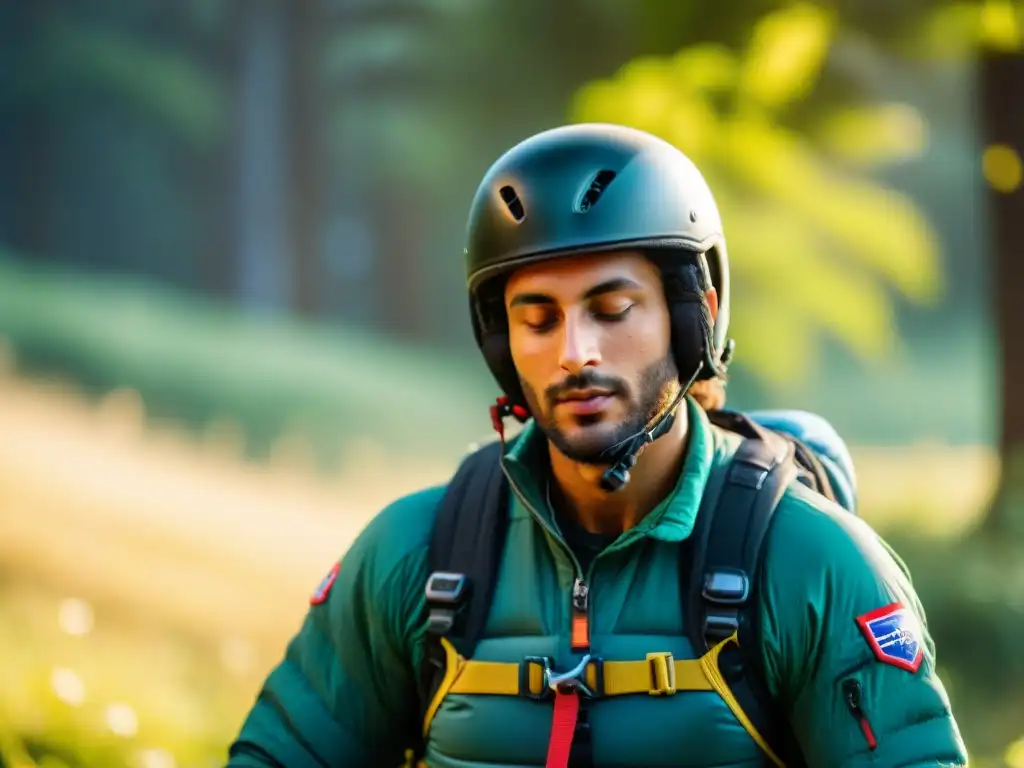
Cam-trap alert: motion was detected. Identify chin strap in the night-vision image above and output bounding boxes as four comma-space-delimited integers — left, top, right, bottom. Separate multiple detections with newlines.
596, 361, 703, 493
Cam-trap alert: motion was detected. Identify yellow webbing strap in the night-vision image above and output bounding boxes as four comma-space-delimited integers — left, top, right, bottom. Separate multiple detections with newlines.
422, 637, 464, 738
445, 649, 714, 698
422, 635, 785, 768
699, 633, 786, 768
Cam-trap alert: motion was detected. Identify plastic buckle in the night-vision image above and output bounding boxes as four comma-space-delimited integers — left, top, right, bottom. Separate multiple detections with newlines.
425, 572, 468, 636
646, 652, 677, 696
703, 611, 740, 642
701, 568, 748, 643
702, 569, 749, 605
425, 572, 468, 604
520, 656, 553, 700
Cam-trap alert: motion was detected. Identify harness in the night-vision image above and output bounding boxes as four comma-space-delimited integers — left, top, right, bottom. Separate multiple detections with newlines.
411, 410, 841, 768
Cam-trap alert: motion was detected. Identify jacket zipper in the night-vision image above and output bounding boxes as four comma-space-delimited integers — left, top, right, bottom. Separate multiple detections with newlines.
843, 679, 878, 751
502, 465, 592, 651
571, 576, 590, 651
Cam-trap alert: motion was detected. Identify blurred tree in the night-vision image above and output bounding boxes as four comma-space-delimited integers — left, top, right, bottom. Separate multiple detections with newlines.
318, 0, 987, 349
979, 48, 1024, 541
233, 0, 328, 315
235, 0, 294, 312
569, 3, 945, 387
286, 0, 328, 316
911, 0, 1024, 539
0, 0, 997, 345
0, 0, 228, 288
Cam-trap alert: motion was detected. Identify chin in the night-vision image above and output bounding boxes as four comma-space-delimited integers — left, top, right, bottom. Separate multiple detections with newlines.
550, 422, 625, 466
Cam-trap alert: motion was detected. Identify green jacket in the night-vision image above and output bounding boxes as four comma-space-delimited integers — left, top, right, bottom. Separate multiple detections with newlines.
225, 398, 967, 767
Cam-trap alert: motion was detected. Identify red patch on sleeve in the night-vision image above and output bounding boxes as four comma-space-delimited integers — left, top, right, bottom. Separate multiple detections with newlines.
855, 601, 924, 673
310, 561, 341, 606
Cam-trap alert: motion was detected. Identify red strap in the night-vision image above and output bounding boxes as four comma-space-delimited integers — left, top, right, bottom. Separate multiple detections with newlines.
545, 691, 580, 768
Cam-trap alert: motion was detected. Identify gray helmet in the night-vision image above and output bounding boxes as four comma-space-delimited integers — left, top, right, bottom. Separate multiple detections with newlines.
464, 122, 734, 411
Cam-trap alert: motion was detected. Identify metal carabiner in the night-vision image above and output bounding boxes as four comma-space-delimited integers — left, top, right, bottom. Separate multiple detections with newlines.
545, 654, 594, 697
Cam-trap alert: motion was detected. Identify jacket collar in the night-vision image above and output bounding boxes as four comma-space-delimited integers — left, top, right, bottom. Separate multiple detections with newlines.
501, 395, 715, 543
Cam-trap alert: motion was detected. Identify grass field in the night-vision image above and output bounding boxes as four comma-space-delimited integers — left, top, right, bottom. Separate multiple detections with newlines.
0, 370, 1005, 767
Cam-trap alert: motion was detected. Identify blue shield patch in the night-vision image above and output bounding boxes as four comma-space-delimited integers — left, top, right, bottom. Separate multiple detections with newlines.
856, 602, 923, 672
310, 561, 341, 606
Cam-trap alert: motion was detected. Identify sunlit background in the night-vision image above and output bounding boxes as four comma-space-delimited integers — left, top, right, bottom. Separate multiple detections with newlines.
1, 0, 1024, 766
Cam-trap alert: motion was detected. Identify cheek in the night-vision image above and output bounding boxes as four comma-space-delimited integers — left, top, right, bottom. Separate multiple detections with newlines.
508, 331, 551, 389
610, 315, 669, 362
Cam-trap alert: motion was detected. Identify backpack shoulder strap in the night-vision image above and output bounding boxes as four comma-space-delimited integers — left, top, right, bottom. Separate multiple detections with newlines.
709, 408, 842, 508
418, 440, 510, 710
784, 432, 838, 503
681, 425, 807, 765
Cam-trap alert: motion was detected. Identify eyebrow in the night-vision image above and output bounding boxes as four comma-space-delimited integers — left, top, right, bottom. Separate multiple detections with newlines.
508, 277, 642, 308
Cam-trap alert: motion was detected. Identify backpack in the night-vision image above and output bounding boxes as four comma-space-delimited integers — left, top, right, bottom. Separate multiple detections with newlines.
415, 408, 858, 766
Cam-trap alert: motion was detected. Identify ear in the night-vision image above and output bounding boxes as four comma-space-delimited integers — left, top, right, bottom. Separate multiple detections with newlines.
704, 287, 719, 325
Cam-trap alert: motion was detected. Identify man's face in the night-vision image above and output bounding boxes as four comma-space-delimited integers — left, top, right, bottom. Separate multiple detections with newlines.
504, 250, 682, 465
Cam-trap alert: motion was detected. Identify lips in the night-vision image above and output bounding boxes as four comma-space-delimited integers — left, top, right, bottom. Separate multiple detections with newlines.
557, 389, 613, 402
556, 390, 615, 415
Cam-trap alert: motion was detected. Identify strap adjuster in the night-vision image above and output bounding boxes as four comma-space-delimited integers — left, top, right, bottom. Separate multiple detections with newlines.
701, 567, 748, 644
425, 571, 468, 604
702, 568, 749, 605
519, 656, 603, 700
646, 652, 677, 695
425, 571, 469, 636
703, 610, 740, 642
520, 656, 553, 700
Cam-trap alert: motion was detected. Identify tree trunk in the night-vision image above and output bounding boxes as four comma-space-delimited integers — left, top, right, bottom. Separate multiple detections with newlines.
4, 1, 55, 262
286, 0, 325, 316
235, 0, 293, 313
978, 50, 1024, 540
200, 1, 245, 299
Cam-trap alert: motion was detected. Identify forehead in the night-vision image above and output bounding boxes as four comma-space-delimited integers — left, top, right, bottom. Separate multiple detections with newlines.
504, 250, 660, 300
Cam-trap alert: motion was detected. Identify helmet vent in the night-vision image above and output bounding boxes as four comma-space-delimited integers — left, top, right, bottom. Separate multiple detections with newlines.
498, 185, 526, 222
576, 169, 617, 213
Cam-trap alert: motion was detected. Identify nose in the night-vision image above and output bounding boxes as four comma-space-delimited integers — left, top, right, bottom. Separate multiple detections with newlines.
558, 311, 602, 375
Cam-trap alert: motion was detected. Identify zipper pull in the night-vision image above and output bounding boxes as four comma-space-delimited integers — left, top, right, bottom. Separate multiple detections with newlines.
571, 577, 590, 651
843, 679, 878, 751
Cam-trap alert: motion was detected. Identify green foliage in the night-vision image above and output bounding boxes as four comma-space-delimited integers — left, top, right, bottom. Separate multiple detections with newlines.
16, 10, 224, 149
0, 256, 496, 466
569, 3, 946, 387
911, 0, 1024, 59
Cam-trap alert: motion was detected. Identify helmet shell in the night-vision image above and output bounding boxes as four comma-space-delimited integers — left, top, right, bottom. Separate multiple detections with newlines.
464, 123, 734, 403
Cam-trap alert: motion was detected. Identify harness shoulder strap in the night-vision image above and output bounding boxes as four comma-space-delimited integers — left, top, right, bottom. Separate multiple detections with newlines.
682, 425, 807, 766
418, 440, 510, 711
707, 408, 838, 505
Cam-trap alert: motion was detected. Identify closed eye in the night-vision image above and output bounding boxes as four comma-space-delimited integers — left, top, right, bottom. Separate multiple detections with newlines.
593, 305, 633, 322
525, 319, 557, 332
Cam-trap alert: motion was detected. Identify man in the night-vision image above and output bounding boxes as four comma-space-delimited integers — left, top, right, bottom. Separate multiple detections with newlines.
225, 124, 966, 767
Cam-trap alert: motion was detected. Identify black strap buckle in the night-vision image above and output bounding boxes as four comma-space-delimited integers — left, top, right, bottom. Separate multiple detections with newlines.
702, 568, 749, 642
425, 571, 469, 635
703, 568, 749, 604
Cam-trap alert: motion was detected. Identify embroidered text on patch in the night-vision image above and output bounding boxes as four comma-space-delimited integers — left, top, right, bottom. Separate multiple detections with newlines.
856, 602, 923, 672
310, 561, 341, 606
